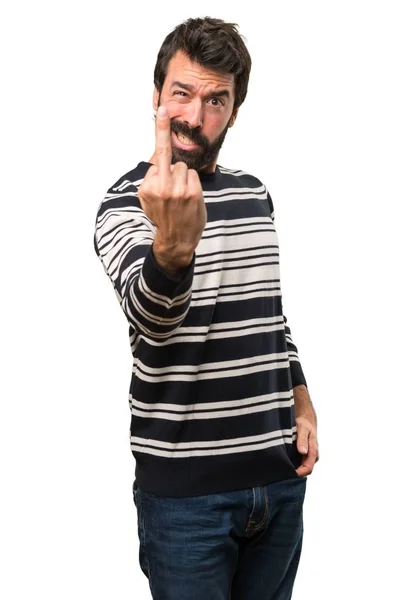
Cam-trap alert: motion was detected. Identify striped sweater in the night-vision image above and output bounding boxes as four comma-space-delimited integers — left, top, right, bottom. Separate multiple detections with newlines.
94, 161, 307, 497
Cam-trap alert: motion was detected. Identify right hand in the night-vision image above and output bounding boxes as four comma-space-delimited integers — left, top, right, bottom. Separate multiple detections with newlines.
138, 106, 207, 269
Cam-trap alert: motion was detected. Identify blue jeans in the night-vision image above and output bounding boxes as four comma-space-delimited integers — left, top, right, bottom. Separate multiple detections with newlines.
133, 476, 307, 599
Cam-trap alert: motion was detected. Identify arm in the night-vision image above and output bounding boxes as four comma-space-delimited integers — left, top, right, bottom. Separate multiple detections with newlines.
294, 384, 317, 429
266, 190, 319, 475
284, 311, 319, 475
95, 106, 205, 341
94, 199, 195, 341
267, 191, 308, 389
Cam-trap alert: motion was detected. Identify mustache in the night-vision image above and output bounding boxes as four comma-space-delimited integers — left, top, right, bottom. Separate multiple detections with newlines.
170, 120, 210, 149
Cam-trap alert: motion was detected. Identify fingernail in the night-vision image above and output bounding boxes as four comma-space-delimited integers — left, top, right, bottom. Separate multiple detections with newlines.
158, 106, 167, 118
300, 446, 308, 453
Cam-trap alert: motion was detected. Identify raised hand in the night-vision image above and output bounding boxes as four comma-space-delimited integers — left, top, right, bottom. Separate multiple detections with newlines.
138, 106, 207, 274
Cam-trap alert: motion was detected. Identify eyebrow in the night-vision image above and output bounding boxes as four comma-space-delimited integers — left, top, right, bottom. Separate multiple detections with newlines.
171, 81, 231, 99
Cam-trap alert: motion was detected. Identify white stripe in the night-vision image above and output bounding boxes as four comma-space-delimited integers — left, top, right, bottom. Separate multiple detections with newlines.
208, 215, 271, 226
288, 353, 300, 362
123, 301, 182, 339
190, 290, 281, 307
204, 194, 267, 204
142, 316, 283, 339
202, 223, 273, 239
101, 191, 140, 204
191, 281, 280, 299
131, 436, 296, 458
109, 239, 151, 283
218, 168, 251, 177
113, 177, 144, 191
210, 316, 282, 331
195, 259, 279, 276
195, 255, 278, 273
96, 208, 155, 238
128, 292, 188, 327
133, 357, 290, 383
140, 322, 285, 347
132, 426, 296, 450
119, 181, 139, 191
130, 397, 294, 421
135, 352, 287, 375
130, 389, 292, 413
192, 264, 279, 289
141, 316, 282, 338
205, 216, 271, 228
130, 401, 293, 422
131, 427, 297, 458
120, 262, 144, 297
195, 246, 278, 267
112, 179, 131, 191
203, 185, 265, 197
218, 167, 266, 182
99, 224, 145, 255
138, 271, 191, 307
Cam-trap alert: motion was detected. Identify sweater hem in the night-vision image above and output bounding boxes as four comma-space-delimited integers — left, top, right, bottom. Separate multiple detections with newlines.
132, 445, 303, 498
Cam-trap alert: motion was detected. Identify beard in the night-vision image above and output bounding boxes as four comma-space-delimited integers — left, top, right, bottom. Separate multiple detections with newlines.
169, 119, 230, 171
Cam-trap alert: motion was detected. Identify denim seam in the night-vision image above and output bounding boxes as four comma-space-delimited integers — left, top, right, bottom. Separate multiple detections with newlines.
245, 486, 269, 533
248, 487, 257, 522
250, 486, 269, 532
138, 490, 153, 589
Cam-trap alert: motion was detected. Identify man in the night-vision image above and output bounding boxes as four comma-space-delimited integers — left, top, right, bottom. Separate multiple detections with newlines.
94, 16, 319, 600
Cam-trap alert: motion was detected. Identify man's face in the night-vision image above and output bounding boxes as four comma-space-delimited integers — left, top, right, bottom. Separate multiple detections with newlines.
153, 51, 238, 172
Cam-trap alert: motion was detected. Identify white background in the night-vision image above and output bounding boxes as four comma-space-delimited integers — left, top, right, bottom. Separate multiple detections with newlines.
1, 1, 399, 598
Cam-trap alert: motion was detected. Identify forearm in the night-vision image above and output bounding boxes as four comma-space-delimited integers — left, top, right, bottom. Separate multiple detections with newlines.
293, 384, 317, 427
122, 244, 195, 338
293, 384, 320, 474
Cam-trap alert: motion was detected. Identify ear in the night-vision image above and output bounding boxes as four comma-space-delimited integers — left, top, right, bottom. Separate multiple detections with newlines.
229, 108, 239, 128
153, 86, 160, 112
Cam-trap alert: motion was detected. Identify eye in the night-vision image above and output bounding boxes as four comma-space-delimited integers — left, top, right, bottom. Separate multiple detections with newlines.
208, 97, 224, 107
173, 91, 188, 97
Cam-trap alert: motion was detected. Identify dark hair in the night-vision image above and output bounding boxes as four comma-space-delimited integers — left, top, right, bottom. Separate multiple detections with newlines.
154, 17, 252, 110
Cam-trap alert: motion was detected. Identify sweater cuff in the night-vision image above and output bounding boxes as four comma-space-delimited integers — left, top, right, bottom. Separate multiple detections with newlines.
142, 245, 195, 292
290, 360, 307, 389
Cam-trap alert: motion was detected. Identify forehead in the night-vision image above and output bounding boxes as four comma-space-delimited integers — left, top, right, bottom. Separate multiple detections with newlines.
164, 50, 235, 92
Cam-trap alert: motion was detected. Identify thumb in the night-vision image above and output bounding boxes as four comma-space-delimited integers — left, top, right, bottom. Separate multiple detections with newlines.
297, 436, 308, 455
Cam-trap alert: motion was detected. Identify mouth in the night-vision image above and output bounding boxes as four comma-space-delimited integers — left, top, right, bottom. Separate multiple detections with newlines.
172, 131, 201, 151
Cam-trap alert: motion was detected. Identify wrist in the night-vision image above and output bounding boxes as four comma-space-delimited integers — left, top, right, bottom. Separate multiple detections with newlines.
152, 239, 194, 275
293, 385, 317, 425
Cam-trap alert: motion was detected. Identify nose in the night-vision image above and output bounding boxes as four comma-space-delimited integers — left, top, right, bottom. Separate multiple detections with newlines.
184, 99, 204, 129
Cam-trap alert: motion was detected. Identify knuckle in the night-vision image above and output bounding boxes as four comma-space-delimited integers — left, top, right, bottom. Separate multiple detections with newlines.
148, 166, 158, 179
188, 168, 200, 182
159, 189, 171, 201
146, 165, 157, 175
171, 187, 185, 201
175, 161, 187, 169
